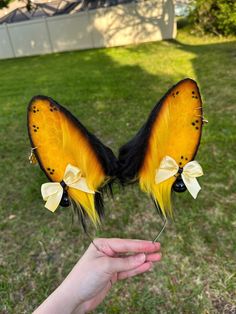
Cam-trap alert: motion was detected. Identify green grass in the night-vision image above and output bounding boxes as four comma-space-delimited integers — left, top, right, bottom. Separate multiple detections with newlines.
0, 29, 236, 313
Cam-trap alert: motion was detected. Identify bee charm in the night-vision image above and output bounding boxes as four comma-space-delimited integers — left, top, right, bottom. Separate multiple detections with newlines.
29, 147, 38, 165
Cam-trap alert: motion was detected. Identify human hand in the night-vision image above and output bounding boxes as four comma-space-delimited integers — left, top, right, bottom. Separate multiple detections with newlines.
34, 238, 161, 314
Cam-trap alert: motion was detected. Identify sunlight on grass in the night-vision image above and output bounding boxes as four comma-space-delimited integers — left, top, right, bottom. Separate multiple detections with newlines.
105, 40, 197, 81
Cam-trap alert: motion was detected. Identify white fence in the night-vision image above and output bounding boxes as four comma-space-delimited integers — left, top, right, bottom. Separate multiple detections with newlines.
0, 0, 176, 60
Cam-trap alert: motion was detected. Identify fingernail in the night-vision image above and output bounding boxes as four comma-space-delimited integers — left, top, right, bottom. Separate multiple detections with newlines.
135, 253, 145, 263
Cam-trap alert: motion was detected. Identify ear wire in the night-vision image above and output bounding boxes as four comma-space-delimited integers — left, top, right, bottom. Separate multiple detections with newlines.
152, 218, 167, 242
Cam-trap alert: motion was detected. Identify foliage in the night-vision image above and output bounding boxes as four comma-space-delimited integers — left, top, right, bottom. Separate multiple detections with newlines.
0, 30, 236, 313
189, 0, 236, 36
20, 0, 33, 11
0, 0, 11, 9
0, 0, 33, 11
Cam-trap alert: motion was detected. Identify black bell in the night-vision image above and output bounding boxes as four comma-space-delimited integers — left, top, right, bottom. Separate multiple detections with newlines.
60, 190, 71, 207
172, 176, 187, 193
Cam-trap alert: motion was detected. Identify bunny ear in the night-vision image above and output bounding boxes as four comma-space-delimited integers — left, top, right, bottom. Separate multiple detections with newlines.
27, 95, 117, 228
118, 78, 203, 217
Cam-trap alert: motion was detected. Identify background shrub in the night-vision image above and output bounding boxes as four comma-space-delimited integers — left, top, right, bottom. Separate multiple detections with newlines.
189, 0, 236, 36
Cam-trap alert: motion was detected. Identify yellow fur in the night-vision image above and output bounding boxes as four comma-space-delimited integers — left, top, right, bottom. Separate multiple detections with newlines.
139, 79, 202, 217
28, 98, 106, 226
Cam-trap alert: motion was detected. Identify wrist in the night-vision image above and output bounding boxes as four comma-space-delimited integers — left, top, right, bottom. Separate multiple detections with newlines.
34, 282, 84, 314
55, 279, 84, 314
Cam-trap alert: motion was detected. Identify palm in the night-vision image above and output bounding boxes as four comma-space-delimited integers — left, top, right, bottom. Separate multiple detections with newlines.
73, 273, 118, 313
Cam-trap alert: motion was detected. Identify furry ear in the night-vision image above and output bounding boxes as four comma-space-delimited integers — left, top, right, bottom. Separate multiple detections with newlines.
118, 78, 204, 217
27, 96, 118, 229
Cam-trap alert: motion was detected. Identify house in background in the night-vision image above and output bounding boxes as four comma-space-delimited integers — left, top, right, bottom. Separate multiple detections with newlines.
0, 0, 177, 60
0, 0, 137, 24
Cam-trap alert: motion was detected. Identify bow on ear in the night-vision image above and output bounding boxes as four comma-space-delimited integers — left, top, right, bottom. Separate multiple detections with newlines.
155, 156, 203, 199
41, 164, 95, 212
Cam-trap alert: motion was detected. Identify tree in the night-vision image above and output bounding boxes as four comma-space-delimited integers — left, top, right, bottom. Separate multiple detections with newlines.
190, 0, 236, 36
0, 0, 33, 11
21, 0, 33, 11
0, 0, 11, 9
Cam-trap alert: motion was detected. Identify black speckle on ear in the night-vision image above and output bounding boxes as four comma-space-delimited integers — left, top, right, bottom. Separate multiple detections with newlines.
33, 125, 39, 132
176, 91, 179, 95
192, 122, 195, 126
50, 109, 53, 112
196, 126, 199, 130
192, 91, 195, 94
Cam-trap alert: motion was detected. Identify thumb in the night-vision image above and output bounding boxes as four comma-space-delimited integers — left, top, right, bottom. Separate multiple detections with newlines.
109, 253, 146, 273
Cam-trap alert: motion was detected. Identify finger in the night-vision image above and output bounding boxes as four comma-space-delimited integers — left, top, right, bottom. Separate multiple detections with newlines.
108, 253, 146, 273
117, 262, 153, 280
145, 252, 162, 262
94, 238, 161, 256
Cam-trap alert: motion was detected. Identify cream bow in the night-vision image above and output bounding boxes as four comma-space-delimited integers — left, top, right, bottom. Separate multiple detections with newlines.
155, 156, 203, 199
41, 164, 95, 212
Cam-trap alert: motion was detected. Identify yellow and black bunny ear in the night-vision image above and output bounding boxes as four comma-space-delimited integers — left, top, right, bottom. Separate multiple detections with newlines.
27, 96, 117, 229
119, 78, 205, 218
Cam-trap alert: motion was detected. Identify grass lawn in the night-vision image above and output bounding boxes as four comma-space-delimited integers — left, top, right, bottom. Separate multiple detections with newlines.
0, 29, 236, 313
